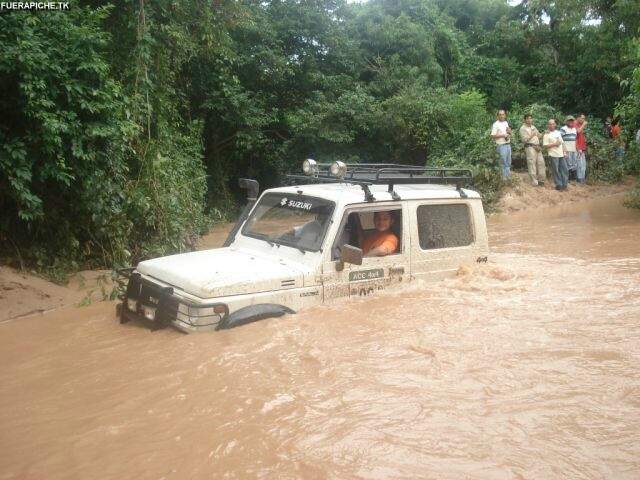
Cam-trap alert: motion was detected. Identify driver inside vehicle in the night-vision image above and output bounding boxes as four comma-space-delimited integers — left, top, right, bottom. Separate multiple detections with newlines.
357, 211, 399, 257
290, 212, 329, 249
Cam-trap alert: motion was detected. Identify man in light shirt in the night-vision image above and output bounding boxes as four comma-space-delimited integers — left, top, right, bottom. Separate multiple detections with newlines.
519, 113, 546, 186
543, 118, 568, 191
560, 116, 578, 181
490, 109, 512, 179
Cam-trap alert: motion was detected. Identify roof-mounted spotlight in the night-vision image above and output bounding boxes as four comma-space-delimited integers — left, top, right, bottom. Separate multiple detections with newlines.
330, 161, 347, 179
302, 158, 318, 176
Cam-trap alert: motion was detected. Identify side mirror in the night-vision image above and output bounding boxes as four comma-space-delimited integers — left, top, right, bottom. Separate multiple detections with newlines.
340, 244, 363, 266
238, 178, 259, 201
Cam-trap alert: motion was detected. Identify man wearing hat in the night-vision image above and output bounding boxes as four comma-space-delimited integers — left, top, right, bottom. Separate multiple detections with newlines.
560, 116, 578, 182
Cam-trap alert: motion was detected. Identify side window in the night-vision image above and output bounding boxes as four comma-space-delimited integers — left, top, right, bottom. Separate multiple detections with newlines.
332, 209, 403, 260
417, 204, 473, 250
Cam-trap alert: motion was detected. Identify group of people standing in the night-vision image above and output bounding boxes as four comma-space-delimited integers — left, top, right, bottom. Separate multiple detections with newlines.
491, 110, 588, 190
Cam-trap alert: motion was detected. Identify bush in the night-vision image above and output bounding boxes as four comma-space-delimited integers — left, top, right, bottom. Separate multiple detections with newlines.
419, 90, 505, 209
584, 117, 634, 183
621, 145, 640, 210
0, 9, 135, 277
623, 142, 640, 176
0, 9, 210, 280
588, 135, 625, 183
469, 166, 505, 212
123, 123, 210, 264
624, 181, 640, 209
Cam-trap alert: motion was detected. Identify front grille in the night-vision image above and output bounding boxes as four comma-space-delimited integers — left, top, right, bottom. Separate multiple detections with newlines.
126, 275, 178, 324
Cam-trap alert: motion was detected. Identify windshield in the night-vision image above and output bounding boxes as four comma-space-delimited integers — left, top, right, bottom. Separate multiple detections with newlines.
242, 193, 335, 252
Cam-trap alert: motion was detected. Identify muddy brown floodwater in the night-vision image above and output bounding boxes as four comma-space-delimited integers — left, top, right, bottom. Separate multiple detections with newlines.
1, 194, 640, 480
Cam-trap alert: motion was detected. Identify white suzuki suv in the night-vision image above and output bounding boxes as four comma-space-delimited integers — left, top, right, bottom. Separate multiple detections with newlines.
118, 161, 489, 332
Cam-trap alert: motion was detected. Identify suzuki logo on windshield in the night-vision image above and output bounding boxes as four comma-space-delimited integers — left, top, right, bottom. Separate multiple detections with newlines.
279, 197, 313, 210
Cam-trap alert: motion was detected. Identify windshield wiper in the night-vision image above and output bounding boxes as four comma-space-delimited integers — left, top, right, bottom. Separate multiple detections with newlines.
274, 239, 307, 254
253, 233, 310, 254
251, 232, 275, 247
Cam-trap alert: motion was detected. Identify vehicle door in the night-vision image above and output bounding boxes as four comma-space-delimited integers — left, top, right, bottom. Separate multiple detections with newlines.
408, 200, 479, 281
320, 204, 410, 302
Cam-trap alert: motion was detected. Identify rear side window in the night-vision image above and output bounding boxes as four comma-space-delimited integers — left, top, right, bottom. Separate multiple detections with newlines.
417, 204, 473, 250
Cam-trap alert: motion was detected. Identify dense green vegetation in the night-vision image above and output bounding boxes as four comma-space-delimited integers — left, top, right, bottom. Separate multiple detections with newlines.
1, 0, 639, 278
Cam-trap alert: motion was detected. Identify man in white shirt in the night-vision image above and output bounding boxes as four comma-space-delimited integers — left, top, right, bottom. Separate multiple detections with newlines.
490, 109, 512, 179
560, 116, 578, 180
543, 118, 568, 191
519, 113, 546, 186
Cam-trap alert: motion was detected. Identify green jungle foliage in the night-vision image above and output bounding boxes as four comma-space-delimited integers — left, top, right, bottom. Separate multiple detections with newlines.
1, 0, 639, 278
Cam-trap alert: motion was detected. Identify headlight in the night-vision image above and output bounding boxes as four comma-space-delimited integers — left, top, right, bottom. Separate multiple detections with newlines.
142, 305, 156, 321
127, 298, 137, 311
177, 303, 228, 327
302, 158, 318, 175
330, 161, 347, 178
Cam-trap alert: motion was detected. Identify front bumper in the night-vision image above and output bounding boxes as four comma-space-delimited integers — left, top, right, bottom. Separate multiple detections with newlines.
117, 270, 229, 333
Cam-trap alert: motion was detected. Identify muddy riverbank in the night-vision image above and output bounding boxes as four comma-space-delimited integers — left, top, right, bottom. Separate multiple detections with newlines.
497, 174, 635, 213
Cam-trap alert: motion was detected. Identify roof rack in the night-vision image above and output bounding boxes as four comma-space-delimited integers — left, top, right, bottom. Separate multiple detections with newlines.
286, 163, 473, 202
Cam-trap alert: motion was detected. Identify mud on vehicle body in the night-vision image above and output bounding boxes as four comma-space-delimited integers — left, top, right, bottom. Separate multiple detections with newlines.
118, 162, 489, 333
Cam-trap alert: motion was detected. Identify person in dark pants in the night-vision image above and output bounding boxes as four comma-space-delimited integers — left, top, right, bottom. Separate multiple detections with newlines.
560, 116, 578, 181
543, 119, 568, 190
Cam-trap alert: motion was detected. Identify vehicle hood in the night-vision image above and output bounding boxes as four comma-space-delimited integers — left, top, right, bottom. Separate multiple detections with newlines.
136, 247, 309, 299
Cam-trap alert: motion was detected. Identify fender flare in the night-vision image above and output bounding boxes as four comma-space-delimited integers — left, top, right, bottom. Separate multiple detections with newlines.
216, 303, 295, 330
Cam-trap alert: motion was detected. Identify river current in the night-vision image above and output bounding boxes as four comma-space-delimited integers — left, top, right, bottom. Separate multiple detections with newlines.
1, 194, 639, 479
